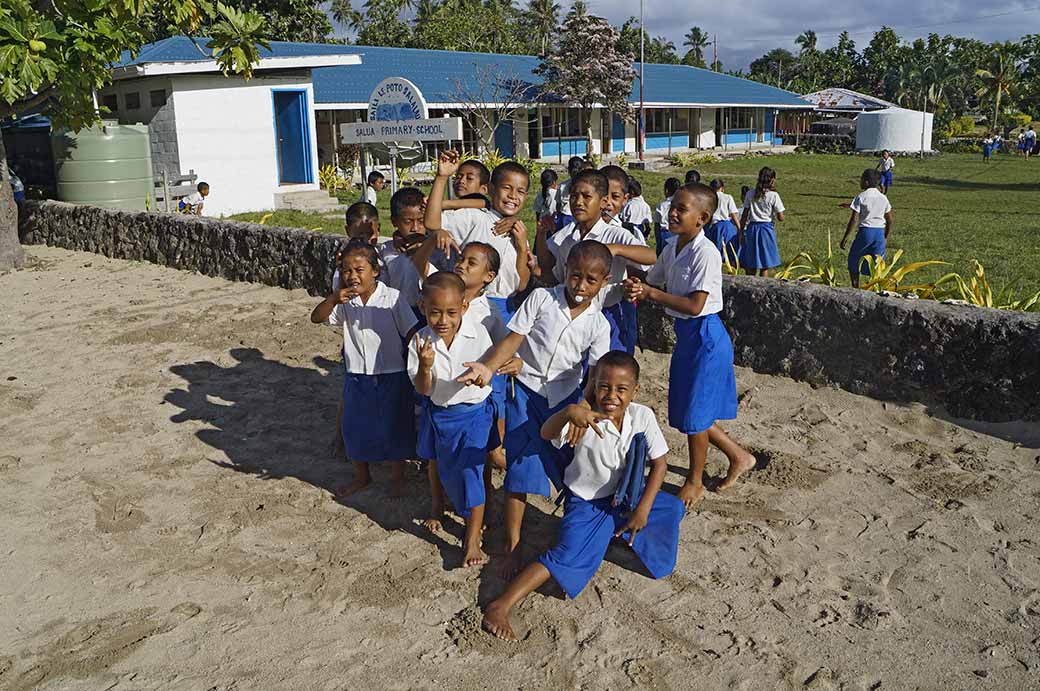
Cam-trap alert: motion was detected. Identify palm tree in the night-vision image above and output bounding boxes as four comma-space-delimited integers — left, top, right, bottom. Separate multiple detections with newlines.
525, 0, 560, 55
330, 0, 365, 32
976, 41, 1023, 128
414, 0, 438, 24
795, 30, 817, 55
683, 26, 710, 66
893, 62, 924, 109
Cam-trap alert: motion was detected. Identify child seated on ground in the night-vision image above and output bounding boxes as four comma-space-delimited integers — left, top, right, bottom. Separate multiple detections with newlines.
625, 183, 755, 507
456, 240, 613, 577
841, 169, 893, 288
409, 272, 498, 567
179, 181, 209, 215
311, 240, 419, 496
481, 350, 685, 641
364, 171, 385, 206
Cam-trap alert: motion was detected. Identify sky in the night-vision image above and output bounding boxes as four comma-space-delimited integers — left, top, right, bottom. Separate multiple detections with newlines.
588, 0, 1039, 70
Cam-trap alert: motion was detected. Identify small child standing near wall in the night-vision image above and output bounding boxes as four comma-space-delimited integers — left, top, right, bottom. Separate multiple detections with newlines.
364, 171, 385, 206
311, 240, 419, 496
179, 182, 209, 215
841, 169, 893, 288
738, 167, 785, 278
626, 184, 755, 507
876, 150, 894, 194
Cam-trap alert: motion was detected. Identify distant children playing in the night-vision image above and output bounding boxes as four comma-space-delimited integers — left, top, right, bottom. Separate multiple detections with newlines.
179, 181, 209, 215
625, 183, 755, 507
739, 167, 785, 277
365, 171, 385, 205
706, 179, 741, 264
841, 169, 893, 288
481, 351, 685, 641
876, 150, 894, 193
409, 271, 497, 567
311, 239, 419, 496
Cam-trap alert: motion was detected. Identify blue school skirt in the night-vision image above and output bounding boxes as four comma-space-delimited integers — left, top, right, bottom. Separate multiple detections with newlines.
538, 492, 684, 599
668, 314, 738, 435
342, 371, 415, 462
738, 221, 781, 270
881, 170, 893, 188
421, 398, 496, 518
848, 226, 886, 276
603, 300, 638, 354
983, 144, 992, 158
485, 296, 515, 422
706, 220, 739, 264
503, 380, 582, 496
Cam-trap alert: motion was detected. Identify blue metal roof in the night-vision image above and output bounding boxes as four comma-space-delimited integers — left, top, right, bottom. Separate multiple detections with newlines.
115, 36, 362, 68
312, 44, 808, 109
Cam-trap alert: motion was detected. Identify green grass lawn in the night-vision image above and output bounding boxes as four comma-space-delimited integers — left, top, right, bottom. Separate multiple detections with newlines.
228, 152, 1040, 292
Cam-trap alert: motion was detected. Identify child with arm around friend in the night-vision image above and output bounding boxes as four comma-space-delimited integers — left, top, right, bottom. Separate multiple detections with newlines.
841, 169, 893, 288
457, 241, 614, 577
625, 183, 756, 508
409, 272, 498, 568
311, 240, 419, 497
482, 351, 685, 641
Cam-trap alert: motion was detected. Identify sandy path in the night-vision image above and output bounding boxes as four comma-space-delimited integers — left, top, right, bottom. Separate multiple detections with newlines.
1, 246, 1038, 690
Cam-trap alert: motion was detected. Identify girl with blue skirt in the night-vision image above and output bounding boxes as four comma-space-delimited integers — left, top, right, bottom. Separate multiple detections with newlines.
841, 169, 894, 288
409, 271, 501, 568
481, 352, 684, 641
625, 183, 756, 509
738, 167, 786, 278
706, 179, 742, 266
311, 240, 419, 497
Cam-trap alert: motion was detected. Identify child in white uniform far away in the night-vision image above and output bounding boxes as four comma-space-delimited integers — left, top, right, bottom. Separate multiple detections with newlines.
364, 170, 385, 206
481, 351, 685, 641
841, 168, 893, 288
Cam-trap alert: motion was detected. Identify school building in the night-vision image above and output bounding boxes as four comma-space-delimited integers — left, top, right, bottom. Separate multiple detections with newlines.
96, 37, 808, 215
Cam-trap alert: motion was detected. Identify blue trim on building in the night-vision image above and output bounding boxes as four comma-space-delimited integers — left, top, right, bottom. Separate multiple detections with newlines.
645, 133, 689, 152
610, 114, 625, 154
542, 137, 588, 158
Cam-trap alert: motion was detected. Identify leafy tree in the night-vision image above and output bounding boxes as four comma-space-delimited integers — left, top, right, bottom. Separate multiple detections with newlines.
749, 48, 797, 88
976, 41, 1025, 128
795, 30, 817, 55
536, 4, 635, 152
149, 1, 334, 43
862, 27, 908, 99
0, 0, 267, 271
412, 2, 523, 53
352, 0, 413, 47
682, 26, 709, 68
522, 0, 560, 55
616, 18, 676, 65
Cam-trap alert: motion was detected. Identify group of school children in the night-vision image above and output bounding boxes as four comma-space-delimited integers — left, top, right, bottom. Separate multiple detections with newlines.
310, 150, 757, 641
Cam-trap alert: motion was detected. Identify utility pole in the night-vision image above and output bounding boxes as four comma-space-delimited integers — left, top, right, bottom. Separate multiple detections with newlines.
638, 0, 645, 162
713, 34, 718, 71
777, 58, 782, 87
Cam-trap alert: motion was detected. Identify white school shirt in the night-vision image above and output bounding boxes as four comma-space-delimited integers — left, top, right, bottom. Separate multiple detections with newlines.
407, 320, 493, 407
534, 189, 558, 219
850, 188, 892, 229
879, 157, 895, 172
621, 196, 653, 227
463, 294, 508, 342
646, 231, 723, 319
609, 215, 646, 244
382, 253, 425, 309
548, 218, 650, 308
1027, 130, 1037, 143
326, 282, 418, 375
508, 285, 611, 407
712, 192, 739, 222
441, 207, 520, 300
556, 178, 574, 216
364, 185, 378, 206
552, 402, 669, 501
742, 189, 785, 224
653, 196, 672, 228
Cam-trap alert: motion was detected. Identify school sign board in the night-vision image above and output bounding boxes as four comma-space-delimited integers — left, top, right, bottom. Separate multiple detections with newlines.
340, 117, 463, 144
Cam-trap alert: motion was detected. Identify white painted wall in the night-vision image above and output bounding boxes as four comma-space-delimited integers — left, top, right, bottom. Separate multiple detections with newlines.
697, 108, 717, 149
170, 73, 320, 216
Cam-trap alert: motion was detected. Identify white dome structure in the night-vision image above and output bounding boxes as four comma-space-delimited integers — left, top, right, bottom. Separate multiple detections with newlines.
855, 107, 934, 153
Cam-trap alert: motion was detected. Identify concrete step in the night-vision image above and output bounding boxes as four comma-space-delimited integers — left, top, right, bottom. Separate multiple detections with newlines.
274, 189, 346, 214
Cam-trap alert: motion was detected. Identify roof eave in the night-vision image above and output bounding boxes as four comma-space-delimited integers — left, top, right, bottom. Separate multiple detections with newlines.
112, 54, 362, 80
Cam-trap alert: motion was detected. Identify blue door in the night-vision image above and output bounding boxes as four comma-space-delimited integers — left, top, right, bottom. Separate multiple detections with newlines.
273, 90, 313, 184
494, 118, 514, 157
611, 114, 625, 154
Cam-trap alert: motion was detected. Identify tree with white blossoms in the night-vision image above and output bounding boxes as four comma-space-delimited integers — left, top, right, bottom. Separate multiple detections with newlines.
535, 2, 635, 155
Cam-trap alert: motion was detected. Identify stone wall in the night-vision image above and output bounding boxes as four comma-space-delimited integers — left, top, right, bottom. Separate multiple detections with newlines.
19, 201, 1040, 422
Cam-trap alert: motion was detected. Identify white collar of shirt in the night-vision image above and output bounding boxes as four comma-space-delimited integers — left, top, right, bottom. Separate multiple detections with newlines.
348, 280, 387, 307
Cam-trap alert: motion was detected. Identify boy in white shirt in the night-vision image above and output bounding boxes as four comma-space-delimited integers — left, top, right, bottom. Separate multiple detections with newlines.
554, 156, 589, 231
178, 181, 209, 215
875, 150, 895, 193
409, 272, 497, 568
841, 169, 894, 288
364, 171, 385, 206
482, 351, 685, 641
457, 240, 614, 577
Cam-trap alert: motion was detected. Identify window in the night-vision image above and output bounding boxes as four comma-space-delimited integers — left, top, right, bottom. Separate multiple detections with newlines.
727, 108, 753, 130
149, 89, 166, 108
646, 108, 690, 134
541, 108, 583, 138
125, 92, 141, 110
101, 94, 118, 113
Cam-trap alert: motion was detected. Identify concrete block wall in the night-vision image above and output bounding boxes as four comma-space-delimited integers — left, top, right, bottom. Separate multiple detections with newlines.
148, 97, 181, 178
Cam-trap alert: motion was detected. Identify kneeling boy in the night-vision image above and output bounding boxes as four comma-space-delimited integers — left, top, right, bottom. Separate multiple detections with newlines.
482, 351, 684, 640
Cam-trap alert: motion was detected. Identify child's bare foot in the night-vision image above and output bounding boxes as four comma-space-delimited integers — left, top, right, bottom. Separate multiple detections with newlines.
337, 476, 371, 497
718, 451, 756, 491
487, 446, 506, 471
463, 544, 487, 568
677, 482, 706, 508
481, 601, 518, 641
421, 516, 443, 532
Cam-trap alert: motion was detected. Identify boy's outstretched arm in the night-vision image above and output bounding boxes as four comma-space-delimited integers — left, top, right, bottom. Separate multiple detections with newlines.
615, 455, 668, 545
411, 233, 442, 278
423, 150, 462, 251
540, 404, 607, 443
606, 243, 657, 267
456, 331, 525, 387
534, 224, 559, 286
624, 277, 707, 318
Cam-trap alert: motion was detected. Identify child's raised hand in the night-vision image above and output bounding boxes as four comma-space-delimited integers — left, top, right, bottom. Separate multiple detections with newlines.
415, 333, 436, 370
437, 149, 461, 178
492, 216, 517, 237
496, 357, 523, 377
564, 404, 608, 446
456, 361, 493, 387
427, 229, 460, 255
623, 277, 645, 303
537, 215, 554, 236
614, 507, 650, 546
526, 253, 541, 277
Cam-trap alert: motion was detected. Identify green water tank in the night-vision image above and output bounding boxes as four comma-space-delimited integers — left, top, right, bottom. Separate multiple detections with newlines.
51, 121, 153, 210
